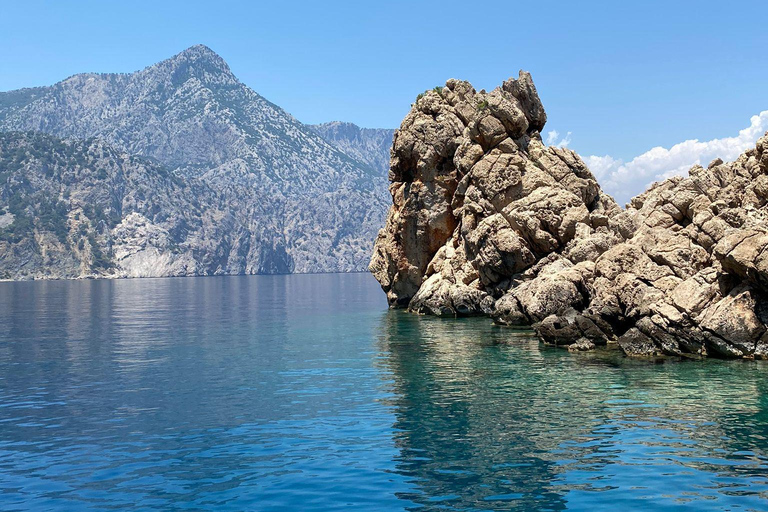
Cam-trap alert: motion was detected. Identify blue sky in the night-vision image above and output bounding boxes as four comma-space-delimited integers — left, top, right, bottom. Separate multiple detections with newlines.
1, 0, 767, 195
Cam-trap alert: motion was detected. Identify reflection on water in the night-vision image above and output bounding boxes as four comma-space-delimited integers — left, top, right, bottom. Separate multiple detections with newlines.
0, 274, 767, 511
378, 312, 768, 510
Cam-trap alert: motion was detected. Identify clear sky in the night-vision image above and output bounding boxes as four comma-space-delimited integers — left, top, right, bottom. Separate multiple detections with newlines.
1, 0, 767, 175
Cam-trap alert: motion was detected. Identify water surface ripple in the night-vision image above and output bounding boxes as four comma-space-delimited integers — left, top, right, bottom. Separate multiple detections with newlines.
0, 274, 767, 511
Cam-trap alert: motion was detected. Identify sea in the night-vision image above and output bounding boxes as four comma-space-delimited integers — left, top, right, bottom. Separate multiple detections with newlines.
1, 273, 767, 511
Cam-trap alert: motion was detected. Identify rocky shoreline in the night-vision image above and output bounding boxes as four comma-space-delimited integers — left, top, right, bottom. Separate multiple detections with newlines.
370, 72, 768, 359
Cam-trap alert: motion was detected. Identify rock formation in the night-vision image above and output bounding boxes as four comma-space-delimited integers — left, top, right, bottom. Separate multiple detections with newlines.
371, 72, 768, 359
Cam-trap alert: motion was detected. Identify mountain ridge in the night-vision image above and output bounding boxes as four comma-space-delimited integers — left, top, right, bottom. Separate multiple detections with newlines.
0, 45, 393, 279
311, 121, 394, 176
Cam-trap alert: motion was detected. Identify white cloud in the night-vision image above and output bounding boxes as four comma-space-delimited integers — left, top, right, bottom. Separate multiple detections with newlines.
582, 110, 768, 206
546, 129, 572, 148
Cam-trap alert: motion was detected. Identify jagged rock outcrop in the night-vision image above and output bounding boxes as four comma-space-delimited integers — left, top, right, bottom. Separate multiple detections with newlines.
371, 72, 768, 359
0, 46, 393, 279
576, 141, 768, 359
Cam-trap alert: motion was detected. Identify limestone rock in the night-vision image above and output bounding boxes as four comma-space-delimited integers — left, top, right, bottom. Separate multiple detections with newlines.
111, 213, 199, 278
372, 73, 768, 359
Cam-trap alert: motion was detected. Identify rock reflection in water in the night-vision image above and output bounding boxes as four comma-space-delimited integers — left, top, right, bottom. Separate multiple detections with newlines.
377, 310, 768, 510
1, 275, 768, 510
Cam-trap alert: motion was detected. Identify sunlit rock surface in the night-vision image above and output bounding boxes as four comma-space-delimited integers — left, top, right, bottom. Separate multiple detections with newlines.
372, 72, 768, 358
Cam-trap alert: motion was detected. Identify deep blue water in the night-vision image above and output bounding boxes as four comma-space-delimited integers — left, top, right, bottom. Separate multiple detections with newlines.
0, 273, 767, 511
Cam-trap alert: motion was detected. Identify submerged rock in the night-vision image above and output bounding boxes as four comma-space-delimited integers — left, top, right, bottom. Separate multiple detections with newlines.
371, 72, 768, 359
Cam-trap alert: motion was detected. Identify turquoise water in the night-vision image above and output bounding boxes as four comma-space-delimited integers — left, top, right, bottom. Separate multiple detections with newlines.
0, 274, 767, 511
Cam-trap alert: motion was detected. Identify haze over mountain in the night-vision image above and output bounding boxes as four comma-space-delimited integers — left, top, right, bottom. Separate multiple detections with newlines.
310, 122, 394, 176
0, 45, 393, 279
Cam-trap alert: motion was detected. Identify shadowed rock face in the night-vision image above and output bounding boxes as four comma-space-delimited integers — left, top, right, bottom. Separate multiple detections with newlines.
371, 71, 768, 359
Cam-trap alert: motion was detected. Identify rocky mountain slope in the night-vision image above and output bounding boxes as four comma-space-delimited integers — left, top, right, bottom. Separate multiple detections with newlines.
0, 45, 393, 279
0, 132, 200, 278
371, 72, 768, 359
311, 122, 394, 176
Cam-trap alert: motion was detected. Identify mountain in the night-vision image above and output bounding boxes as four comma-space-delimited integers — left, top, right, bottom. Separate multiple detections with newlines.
311, 122, 394, 176
0, 45, 392, 279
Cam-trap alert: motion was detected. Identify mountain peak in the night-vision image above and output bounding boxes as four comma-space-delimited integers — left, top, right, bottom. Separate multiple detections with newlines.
153, 44, 235, 83
176, 44, 222, 61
